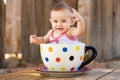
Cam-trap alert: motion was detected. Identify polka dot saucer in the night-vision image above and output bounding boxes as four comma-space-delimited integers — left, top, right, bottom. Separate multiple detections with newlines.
35, 66, 91, 77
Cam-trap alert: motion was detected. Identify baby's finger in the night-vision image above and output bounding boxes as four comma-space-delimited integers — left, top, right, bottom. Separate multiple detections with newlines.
72, 8, 78, 13
71, 13, 75, 17
30, 38, 37, 43
31, 35, 37, 38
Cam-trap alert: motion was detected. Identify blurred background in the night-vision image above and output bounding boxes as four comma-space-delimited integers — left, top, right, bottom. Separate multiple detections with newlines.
0, 0, 120, 71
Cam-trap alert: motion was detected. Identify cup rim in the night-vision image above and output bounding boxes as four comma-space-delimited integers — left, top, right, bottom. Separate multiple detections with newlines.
40, 43, 85, 45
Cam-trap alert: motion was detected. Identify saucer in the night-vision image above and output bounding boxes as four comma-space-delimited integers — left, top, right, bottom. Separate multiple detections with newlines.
35, 66, 91, 77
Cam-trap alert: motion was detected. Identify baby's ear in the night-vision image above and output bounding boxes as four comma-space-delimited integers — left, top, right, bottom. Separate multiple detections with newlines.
71, 17, 75, 25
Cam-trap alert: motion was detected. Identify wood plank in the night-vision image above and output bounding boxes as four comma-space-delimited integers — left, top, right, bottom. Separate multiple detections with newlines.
34, 0, 52, 36
101, 0, 113, 60
112, 0, 120, 58
21, 0, 40, 63
0, 69, 46, 80
89, 0, 103, 60
53, 0, 77, 9
72, 69, 116, 80
78, 0, 90, 43
5, 0, 21, 52
0, 0, 5, 68
99, 69, 120, 80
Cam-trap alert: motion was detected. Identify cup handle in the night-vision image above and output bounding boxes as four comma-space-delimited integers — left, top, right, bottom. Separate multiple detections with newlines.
78, 46, 97, 70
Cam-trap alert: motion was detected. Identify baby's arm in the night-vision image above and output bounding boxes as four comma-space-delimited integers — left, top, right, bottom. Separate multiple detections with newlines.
69, 8, 85, 37
30, 30, 52, 45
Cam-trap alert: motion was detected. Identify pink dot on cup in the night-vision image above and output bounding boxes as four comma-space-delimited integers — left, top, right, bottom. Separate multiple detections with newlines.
56, 57, 61, 62
70, 67, 75, 71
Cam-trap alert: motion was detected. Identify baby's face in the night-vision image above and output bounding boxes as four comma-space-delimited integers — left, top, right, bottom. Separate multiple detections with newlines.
50, 9, 73, 34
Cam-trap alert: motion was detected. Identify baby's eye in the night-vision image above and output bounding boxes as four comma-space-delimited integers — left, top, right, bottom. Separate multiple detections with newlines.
62, 20, 66, 22
53, 20, 57, 23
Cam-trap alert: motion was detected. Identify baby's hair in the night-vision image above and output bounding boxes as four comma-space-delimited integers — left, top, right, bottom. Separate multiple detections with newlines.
51, 2, 73, 13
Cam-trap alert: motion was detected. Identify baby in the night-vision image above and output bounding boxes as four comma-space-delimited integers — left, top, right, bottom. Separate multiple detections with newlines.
30, 2, 85, 44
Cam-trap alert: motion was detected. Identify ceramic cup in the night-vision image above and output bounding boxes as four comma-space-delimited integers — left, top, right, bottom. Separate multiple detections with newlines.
40, 43, 97, 71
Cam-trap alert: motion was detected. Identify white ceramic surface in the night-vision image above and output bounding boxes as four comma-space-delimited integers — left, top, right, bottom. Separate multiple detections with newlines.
40, 43, 85, 71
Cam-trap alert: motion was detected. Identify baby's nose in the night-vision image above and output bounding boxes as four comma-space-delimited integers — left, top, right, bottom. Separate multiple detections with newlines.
57, 22, 62, 26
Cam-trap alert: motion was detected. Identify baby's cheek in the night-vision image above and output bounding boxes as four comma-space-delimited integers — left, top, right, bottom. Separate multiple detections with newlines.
64, 23, 70, 27
62, 22, 67, 25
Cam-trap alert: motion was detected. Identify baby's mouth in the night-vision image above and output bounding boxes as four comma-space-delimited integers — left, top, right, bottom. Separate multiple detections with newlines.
57, 28, 63, 31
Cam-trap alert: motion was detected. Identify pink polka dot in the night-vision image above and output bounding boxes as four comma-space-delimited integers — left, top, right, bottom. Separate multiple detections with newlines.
70, 67, 75, 71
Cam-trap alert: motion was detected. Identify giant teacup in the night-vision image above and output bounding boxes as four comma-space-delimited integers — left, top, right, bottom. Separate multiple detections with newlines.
40, 43, 97, 71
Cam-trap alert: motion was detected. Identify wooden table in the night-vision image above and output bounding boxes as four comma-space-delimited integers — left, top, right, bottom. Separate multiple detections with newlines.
0, 68, 119, 80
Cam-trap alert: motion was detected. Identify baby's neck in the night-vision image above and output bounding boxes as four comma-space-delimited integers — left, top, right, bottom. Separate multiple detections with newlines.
52, 30, 66, 38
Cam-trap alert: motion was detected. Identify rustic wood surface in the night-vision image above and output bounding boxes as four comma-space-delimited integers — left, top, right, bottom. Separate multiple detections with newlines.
0, 68, 119, 80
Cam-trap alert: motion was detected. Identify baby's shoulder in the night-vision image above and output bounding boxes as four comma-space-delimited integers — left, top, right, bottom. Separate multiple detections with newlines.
68, 27, 76, 33
47, 29, 53, 35
69, 27, 76, 30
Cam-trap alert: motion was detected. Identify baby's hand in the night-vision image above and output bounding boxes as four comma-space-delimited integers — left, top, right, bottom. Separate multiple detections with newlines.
30, 35, 39, 44
71, 8, 83, 22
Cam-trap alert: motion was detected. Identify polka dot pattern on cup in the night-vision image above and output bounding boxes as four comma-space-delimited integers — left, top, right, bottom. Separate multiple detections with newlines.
76, 46, 80, 51
70, 67, 75, 71
40, 47, 43, 52
80, 56, 83, 61
45, 57, 49, 62
62, 47, 68, 52
50, 67, 55, 71
48, 47, 53, 52
56, 57, 61, 62
61, 67, 66, 71
41, 44, 84, 71
69, 56, 74, 61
